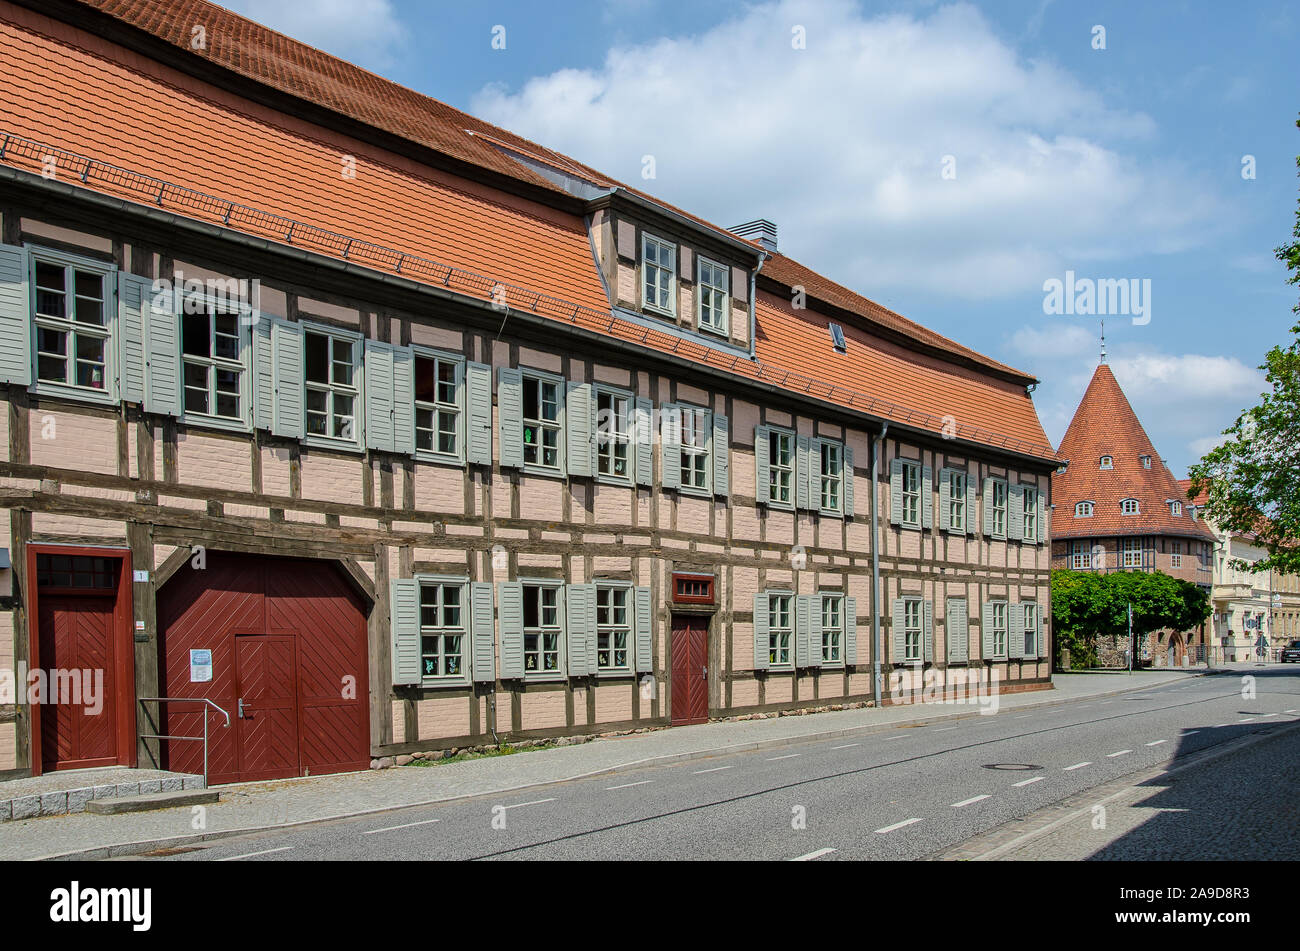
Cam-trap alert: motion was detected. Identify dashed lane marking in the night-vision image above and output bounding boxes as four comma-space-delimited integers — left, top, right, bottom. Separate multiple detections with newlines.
874, 817, 924, 834
217, 847, 294, 861
362, 818, 441, 835
1063, 762, 1091, 771
952, 795, 991, 808
1012, 776, 1044, 787
606, 781, 654, 790
790, 848, 836, 861
1107, 750, 1132, 758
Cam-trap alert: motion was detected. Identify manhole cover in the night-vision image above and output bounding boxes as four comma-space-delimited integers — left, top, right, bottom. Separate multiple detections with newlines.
982, 763, 1042, 771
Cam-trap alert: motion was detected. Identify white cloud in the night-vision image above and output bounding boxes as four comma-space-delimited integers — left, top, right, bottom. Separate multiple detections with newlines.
1107, 353, 1263, 401
1007, 323, 1096, 360
472, 0, 1223, 299
221, 0, 406, 69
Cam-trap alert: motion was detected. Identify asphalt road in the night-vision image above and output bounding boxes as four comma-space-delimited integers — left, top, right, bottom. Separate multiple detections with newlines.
136, 668, 1300, 861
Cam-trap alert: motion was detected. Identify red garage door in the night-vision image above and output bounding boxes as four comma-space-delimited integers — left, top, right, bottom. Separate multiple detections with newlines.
157, 552, 369, 784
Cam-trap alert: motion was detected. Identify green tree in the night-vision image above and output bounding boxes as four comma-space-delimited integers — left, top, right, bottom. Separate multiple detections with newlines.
1188, 115, 1300, 575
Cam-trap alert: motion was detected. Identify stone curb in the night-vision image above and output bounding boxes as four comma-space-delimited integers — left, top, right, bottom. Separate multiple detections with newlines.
0, 775, 204, 823
31, 671, 1212, 861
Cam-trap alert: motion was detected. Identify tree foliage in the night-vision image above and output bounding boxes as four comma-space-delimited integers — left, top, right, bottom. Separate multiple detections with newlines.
1188, 115, 1300, 575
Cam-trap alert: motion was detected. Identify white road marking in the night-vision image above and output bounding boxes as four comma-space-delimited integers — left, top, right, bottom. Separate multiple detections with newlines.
1145, 740, 1167, 747
790, 847, 836, 861
1099, 700, 1113, 705
1239, 717, 1256, 723
1107, 750, 1132, 758
767, 754, 801, 761
693, 765, 733, 774
362, 818, 441, 835
1259, 712, 1278, 717
952, 794, 991, 808
1285, 709, 1297, 714
830, 743, 860, 750
1013, 715, 1032, 719
1063, 762, 1091, 771
933, 726, 958, 732
1012, 776, 1044, 787
1184, 730, 1200, 736
874, 817, 924, 834
606, 780, 654, 790
217, 846, 293, 861
501, 798, 557, 810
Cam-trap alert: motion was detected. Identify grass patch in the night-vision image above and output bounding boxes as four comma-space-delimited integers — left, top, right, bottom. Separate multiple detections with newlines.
408, 743, 555, 767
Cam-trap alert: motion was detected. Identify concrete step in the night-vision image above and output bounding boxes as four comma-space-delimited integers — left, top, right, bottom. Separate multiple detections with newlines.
84, 788, 219, 815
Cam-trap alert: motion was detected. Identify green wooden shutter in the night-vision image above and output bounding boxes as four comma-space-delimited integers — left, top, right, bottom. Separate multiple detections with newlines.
391, 345, 415, 456
938, 468, 952, 533
947, 598, 969, 663
144, 286, 181, 417
253, 317, 273, 430
796, 435, 812, 510
271, 319, 304, 439
754, 425, 770, 505
661, 403, 681, 490
566, 583, 590, 677
712, 412, 729, 497
795, 594, 811, 668
923, 600, 934, 662
845, 597, 858, 667
498, 581, 524, 678
1008, 602, 1025, 659
586, 584, 601, 674
465, 361, 492, 465
965, 474, 976, 535
1009, 484, 1025, 541
892, 597, 906, 664
116, 272, 149, 404
390, 578, 421, 686
808, 595, 823, 668
890, 458, 904, 525
471, 582, 496, 684
1037, 491, 1046, 546
981, 601, 995, 659
843, 445, 855, 518
0, 243, 31, 385
1039, 612, 1050, 659
634, 397, 654, 487
753, 592, 770, 670
565, 381, 593, 477
635, 586, 653, 673
497, 367, 523, 468
921, 465, 933, 529
983, 478, 995, 537
364, 340, 395, 452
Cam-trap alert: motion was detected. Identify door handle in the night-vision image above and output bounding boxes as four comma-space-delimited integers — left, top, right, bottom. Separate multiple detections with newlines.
238, 698, 246, 719
701, 665, 707, 681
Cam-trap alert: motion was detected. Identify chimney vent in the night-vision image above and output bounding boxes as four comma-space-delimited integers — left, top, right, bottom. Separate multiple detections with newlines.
728, 219, 777, 253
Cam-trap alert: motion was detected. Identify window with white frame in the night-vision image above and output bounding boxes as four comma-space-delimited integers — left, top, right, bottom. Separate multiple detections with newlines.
1022, 603, 1038, 657
767, 429, 794, 506
903, 598, 923, 662
679, 405, 710, 492
901, 461, 921, 526
1070, 540, 1092, 570
1171, 501, 1182, 516
1100, 455, 1113, 469
31, 251, 113, 394
181, 296, 246, 422
1121, 537, 1144, 568
522, 372, 562, 470
821, 595, 843, 665
1022, 487, 1039, 542
768, 593, 793, 668
1075, 501, 1094, 517
522, 582, 562, 674
819, 441, 843, 514
991, 601, 1008, 657
696, 256, 729, 334
641, 233, 676, 316
419, 581, 466, 682
305, 327, 359, 441
1140, 455, 1151, 469
1121, 498, 1140, 515
415, 351, 461, 458
991, 480, 1008, 536
947, 469, 967, 531
596, 389, 631, 480
1171, 541, 1183, 568
595, 584, 631, 672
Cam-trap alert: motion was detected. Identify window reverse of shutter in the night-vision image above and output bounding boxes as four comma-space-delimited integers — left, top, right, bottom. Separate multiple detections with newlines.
465, 361, 492, 465
471, 582, 496, 684
712, 412, 730, 497
635, 586, 653, 673
565, 381, 594, 478
497, 368, 523, 469
498, 581, 524, 678
753, 593, 770, 670
389, 578, 421, 686
0, 244, 31, 386
845, 597, 858, 666
754, 425, 770, 505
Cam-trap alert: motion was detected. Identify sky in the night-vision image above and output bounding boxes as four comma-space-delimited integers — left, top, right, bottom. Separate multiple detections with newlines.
221, 0, 1299, 477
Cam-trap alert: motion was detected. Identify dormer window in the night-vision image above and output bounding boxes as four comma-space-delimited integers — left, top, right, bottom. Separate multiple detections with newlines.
1075, 501, 1094, 517
1170, 501, 1182, 516
829, 323, 847, 353
1099, 455, 1113, 469
641, 233, 676, 317
1140, 455, 1151, 469
696, 256, 729, 335
1121, 498, 1139, 515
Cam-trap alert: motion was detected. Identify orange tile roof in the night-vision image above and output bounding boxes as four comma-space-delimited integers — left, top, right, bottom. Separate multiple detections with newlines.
0, 0, 1057, 462
1053, 364, 1215, 541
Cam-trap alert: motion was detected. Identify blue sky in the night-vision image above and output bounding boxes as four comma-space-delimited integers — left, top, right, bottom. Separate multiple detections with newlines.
223, 0, 1299, 476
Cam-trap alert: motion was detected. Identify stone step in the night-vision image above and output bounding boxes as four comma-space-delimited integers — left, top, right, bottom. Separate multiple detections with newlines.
84, 788, 219, 815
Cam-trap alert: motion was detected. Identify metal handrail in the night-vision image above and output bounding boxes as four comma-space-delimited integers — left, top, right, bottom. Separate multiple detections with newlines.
137, 697, 231, 789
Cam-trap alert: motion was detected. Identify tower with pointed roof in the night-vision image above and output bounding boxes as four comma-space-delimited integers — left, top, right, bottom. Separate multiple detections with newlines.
1051, 363, 1216, 666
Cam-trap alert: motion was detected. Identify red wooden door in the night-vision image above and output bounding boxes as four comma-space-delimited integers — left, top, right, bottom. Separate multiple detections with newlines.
234, 635, 299, 781
38, 594, 117, 771
670, 614, 709, 725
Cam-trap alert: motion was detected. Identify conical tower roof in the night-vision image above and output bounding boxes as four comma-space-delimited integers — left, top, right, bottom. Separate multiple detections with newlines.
1052, 364, 1215, 541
